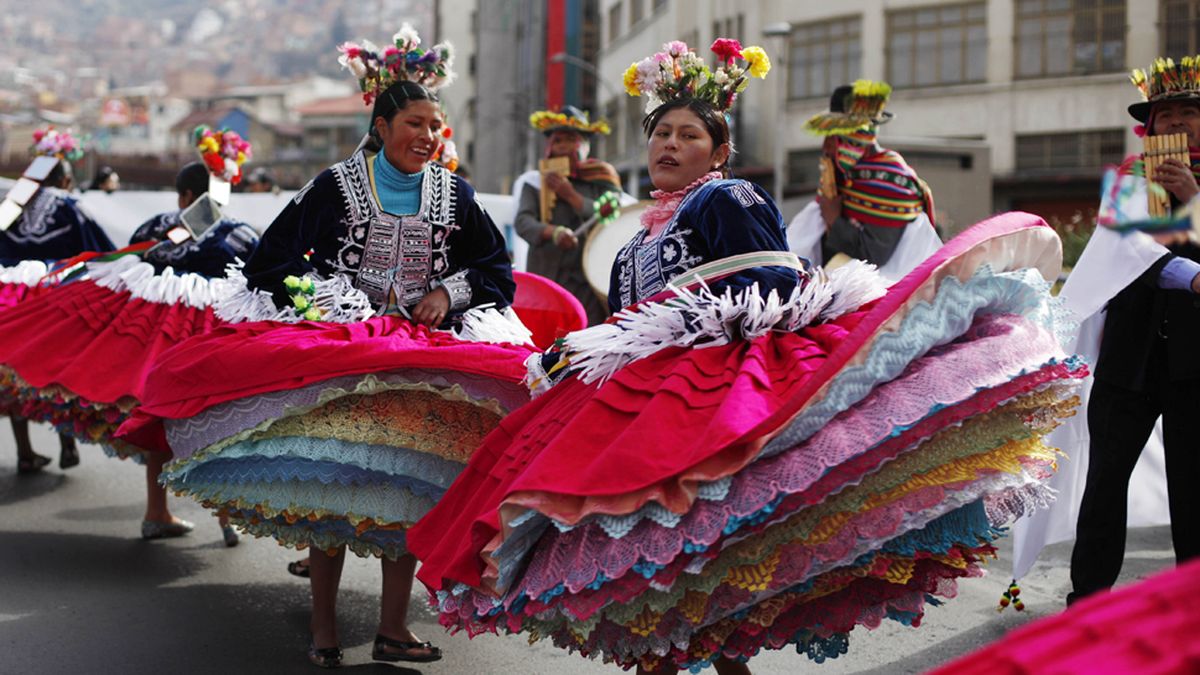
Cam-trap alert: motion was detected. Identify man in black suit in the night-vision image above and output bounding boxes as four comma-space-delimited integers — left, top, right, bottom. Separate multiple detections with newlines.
1067, 68, 1200, 604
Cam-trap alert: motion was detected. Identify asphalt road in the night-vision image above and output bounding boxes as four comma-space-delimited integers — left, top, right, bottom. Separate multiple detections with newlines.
0, 424, 1176, 674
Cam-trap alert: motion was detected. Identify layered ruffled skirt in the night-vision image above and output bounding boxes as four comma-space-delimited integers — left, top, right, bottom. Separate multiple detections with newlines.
121, 315, 537, 559
0, 256, 224, 457
406, 213, 1085, 670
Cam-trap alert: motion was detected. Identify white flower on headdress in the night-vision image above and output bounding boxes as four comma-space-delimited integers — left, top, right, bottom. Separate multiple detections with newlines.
681, 52, 705, 71
360, 39, 379, 56
394, 23, 421, 48
341, 55, 368, 79
713, 69, 729, 85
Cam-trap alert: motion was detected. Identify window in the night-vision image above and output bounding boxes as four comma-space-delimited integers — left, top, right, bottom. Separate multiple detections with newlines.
609, 2, 622, 43
1015, 0, 1125, 78
630, 0, 643, 27
712, 15, 744, 45
888, 3, 986, 87
786, 149, 824, 194
604, 97, 622, 156
788, 17, 862, 100
625, 95, 644, 157
1162, 0, 1200, 57
1015, 129, 1125, 172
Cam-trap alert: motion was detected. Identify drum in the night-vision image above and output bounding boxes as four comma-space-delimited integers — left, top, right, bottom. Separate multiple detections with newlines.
582, 201, 649, 299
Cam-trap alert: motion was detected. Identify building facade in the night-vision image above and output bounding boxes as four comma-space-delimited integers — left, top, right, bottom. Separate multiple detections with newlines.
594, 0, 1182, 229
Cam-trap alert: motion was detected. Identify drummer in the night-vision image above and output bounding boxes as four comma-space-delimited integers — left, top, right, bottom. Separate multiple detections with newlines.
515, 106, 621, 325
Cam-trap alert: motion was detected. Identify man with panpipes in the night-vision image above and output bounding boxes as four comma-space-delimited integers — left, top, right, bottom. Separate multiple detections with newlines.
1067, 55, 1200, 605
515, 106, 620, 324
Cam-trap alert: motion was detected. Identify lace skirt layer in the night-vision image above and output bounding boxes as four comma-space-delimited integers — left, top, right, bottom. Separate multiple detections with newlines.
407, 214, 1087, 670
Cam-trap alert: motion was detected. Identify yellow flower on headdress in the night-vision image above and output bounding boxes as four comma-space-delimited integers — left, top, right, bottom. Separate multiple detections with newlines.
623, 62, 641, 96
741, 46, 770, 79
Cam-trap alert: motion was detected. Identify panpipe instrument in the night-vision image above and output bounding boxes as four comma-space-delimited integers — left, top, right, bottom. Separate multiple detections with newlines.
538, 156, 572, 223
1143, 132, 1189, 218
817, 155, 838, 200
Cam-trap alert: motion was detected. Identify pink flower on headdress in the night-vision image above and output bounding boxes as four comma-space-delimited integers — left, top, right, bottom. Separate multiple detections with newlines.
663, 40, 688, 57
710, 38, 743, 64
635, 57, 662, 95
338, 43, 360, 60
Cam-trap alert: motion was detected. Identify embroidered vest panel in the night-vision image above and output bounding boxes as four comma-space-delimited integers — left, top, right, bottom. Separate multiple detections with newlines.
328, 153, 460, 309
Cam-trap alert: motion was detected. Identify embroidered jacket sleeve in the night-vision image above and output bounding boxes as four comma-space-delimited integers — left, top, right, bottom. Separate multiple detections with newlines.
243, 171, 343, 306
442, 176, 516, 311
0, 191, 115, 264
129, 213, 174, 245
143, 219, 261, 279
689, 180, 802, 300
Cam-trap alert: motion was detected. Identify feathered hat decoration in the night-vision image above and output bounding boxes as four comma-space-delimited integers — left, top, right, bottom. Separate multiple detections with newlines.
1128, 56, 1200, 122
193, 125, 252, 185
622, 39, 770, 114
529, 105, 611, 135
31, 127, 84, 162
338, 23, 456, 106
804, 80, 894, 136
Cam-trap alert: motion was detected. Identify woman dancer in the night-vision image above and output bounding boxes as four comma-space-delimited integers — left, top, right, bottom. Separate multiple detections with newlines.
120, 26, 535, 667
409, 39, 1084, 673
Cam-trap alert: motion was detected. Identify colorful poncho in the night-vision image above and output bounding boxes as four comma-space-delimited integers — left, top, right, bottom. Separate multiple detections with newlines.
834, 131, 934, 229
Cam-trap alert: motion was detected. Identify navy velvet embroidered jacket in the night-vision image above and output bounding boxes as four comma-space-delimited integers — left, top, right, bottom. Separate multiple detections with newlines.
243, 153, 514, 316
0, 187, 115, 264
608, 179, 802, 311
129, 212, 260, 279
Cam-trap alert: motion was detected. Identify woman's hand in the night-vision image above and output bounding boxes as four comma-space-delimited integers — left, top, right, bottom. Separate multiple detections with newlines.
1155, 159, 1200, 203
412, 286, 451, 327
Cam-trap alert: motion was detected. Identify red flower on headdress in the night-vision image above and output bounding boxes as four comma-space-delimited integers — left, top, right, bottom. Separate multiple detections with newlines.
710, 38, 743, 64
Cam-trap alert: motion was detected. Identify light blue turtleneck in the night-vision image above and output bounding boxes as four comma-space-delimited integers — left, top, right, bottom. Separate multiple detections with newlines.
373, 152, 423, 216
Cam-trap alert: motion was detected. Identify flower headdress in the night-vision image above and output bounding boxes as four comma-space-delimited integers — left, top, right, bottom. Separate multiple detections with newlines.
1128, 56, 1200, 122
804, 80, 894, 136
193, 125, 252, 184
337, 23, 456, 106
31, 127, 84, 162
622, 39, 770, 114
529, 106, 611, 135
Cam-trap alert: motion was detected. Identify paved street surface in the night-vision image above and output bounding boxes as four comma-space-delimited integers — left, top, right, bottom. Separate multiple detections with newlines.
0, 424, 1176, 674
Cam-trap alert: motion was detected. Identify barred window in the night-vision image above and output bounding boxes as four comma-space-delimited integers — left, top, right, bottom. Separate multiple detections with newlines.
604, 97, 622, 156
1015, 0, 1125, 78
887, 3, 987, 87
630, 0, 643, 27
1015, 129, 1125, 172
788, 16, 862, 100
1162, 0, 1200, 57
786, 149, 824, 194
609, 2, 622, 43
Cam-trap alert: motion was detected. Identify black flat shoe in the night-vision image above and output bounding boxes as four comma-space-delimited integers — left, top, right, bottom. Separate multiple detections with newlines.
17, 453, 51, 475
59, 444, 80, 469
307, 642, 342, 669
372, 634, 442, 663
287, 558, 310, 578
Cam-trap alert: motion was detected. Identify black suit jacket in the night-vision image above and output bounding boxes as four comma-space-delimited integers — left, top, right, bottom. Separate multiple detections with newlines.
1094, 241, 1200, 390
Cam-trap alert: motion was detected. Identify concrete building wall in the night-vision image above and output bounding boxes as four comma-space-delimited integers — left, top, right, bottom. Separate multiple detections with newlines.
595, 0, 1164, 223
